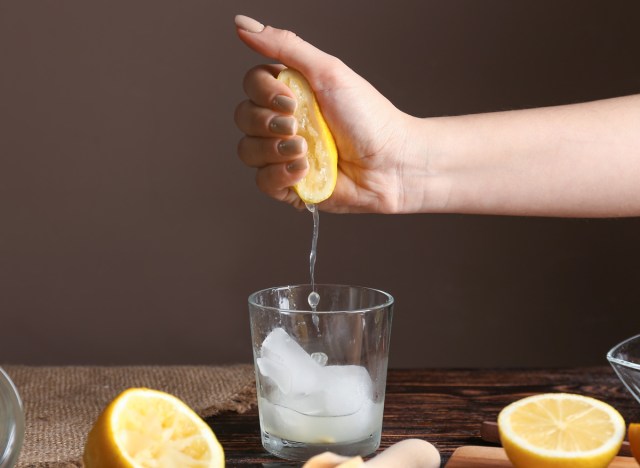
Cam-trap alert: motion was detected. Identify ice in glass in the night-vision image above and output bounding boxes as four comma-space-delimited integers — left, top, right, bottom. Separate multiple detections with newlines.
249, 284, 393, 460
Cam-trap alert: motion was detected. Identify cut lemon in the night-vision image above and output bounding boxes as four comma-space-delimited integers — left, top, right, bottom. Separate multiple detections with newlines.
277, 68, 338, 204
629, 423, 640, 463
83, 388, 224, 468
498, 393, 625, 468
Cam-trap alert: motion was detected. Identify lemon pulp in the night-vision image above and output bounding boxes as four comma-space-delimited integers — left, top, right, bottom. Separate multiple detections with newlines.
84, 388, 224, 468
277, 68, 338, 204
498, 393, 625, 468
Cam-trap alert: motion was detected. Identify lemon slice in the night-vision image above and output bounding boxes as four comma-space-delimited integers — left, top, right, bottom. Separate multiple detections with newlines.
498, 393, 625, 468
83, 388, 224, 468
277, 68, 338, 204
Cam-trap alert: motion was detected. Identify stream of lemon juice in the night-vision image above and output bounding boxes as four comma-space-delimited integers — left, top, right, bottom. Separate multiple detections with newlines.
306, 203, 320, 310
260, 202, 383, 444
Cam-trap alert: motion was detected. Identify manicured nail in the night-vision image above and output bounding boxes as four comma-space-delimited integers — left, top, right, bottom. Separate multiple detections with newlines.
287, 157, 309, 173
270, 116, 296, 135
278, 137, 307, 156
273, 95, 296, 114
234, 15, 265, 33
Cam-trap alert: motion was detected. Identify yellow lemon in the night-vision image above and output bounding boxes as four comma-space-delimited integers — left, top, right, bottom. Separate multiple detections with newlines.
498, 393, 625, 468
278, 68, 338, 204
83, 388, 224, 468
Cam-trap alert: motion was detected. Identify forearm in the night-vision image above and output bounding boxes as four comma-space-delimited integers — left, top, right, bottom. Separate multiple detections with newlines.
411, 94, 640, 217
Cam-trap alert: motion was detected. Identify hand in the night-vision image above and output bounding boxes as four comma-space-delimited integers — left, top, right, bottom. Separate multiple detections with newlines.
234, 15, 416, 213
235, 16, 640, 217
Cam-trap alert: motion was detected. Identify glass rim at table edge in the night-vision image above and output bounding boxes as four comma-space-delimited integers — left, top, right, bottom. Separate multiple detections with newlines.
248, 283, 394, 314
0, 366, 24, 461
606, 332, 640, 371
0, 367, 23, 409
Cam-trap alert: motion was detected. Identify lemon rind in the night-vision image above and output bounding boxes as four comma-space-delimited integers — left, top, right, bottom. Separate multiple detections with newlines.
109, 388, 224, 467
498, 393, 625, 459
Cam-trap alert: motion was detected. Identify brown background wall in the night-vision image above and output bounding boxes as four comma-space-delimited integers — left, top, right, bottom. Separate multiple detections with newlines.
2, 1, 640, 367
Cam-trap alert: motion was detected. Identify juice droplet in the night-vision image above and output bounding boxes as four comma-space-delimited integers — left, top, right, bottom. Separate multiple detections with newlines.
308, 291, 320, 309
310, 351, 328, 366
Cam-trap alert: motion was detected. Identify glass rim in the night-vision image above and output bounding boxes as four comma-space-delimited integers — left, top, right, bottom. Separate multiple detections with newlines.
0, 366, 25, 465
248, 283, 394, 314
606, 333, 640, 371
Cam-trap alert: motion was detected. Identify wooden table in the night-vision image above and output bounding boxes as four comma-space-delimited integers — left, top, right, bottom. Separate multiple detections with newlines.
209, 367, 640, 467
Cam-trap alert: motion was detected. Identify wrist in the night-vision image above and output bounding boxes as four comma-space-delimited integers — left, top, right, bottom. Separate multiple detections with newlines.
397, 115, 454, 214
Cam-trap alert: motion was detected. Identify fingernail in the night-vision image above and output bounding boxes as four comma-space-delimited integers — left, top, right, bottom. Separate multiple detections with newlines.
278, 137, 307, 156
287, 157, 309, 173
270, 116, 297, 135
234, 15, 265, 33
273, 95, 296, 114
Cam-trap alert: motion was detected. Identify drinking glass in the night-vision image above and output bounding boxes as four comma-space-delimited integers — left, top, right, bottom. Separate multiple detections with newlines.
0, 367, 24, 468
249, 284, 394, 461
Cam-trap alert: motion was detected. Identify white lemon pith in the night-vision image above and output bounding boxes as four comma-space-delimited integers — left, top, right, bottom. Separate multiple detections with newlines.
277, 68, 338, 204
498, 393, 625, 468
84, 388, 224, 468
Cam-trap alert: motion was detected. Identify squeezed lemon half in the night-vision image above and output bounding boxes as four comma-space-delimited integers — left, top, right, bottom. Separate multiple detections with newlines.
498, 393, 625, 468
83, 388, 224, 468
277, 68, 338, 204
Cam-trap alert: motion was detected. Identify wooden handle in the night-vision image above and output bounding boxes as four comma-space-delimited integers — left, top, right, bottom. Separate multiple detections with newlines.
481, 421, 632, 457
446, 446, 637, 467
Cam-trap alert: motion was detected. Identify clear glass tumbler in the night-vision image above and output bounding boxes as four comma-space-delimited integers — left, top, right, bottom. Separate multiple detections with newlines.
249, 284, 394, 461
0, 367, 24, 468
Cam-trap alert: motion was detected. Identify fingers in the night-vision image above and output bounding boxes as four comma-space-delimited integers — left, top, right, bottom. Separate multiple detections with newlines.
234, 57, 309, 208
234, 100, 298, 137
238, 136, 307, 167
235, 64, 300, 137
242, 64, 295, 111
236, 14, 329, 209
237, 135, 308, 203
234, 15, 265, 33
235, 15, 338, 81
255, 162, 309, 206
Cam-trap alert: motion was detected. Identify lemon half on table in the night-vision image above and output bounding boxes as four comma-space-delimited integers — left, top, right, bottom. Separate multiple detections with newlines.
277, 68, 338, 204
83, 388, 224, 468
498, 393, 625, 468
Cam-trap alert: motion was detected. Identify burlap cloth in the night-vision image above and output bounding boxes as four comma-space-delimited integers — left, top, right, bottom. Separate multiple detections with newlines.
2, 365, 256, 467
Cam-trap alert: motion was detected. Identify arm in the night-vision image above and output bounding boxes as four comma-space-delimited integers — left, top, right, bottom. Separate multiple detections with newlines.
414, 95, 640, 217
235, 15, 640, 217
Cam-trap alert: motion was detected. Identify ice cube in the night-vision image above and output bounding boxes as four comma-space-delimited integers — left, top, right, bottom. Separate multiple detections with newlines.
277, 389, 327, 416
257, 356, 291, 394
259, 328, 321, 397
258, 328, 374, 419
319, 365, 373, 416
310, 352, 328, 366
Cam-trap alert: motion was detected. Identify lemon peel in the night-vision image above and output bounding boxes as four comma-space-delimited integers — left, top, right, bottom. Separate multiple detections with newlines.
498, 393, 625, 468
83, 387, 224, 468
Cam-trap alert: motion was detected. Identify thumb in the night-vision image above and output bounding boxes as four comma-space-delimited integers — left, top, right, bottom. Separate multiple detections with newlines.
234, 15, 336, 80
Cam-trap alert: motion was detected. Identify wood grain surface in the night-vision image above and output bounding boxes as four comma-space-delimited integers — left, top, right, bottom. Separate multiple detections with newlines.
480, 420, 632, 456
446, 446, 637, 467
207, 367, 640, 467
